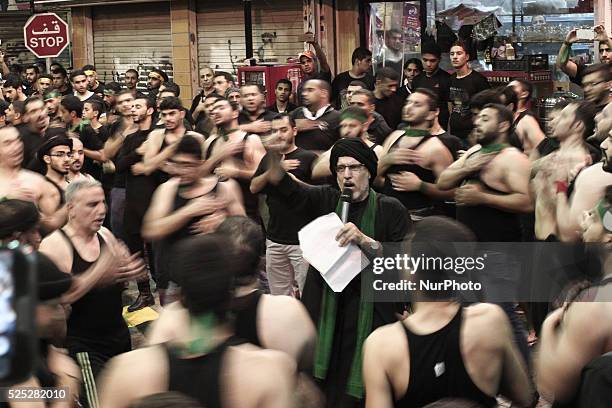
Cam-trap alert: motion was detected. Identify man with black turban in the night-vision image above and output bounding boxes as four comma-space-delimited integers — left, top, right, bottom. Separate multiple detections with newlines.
251, 137, 411, 407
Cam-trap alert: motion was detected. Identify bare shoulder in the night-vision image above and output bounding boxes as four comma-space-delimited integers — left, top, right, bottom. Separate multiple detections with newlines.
499, 147, 530, 167
39, 230, 70, 268
147, 128, 165, 141
366, 321, 406, 350
105, 346, 168, 379
261, 294, 313, 329
463, 303, 509, 340
227, 344, 296, 378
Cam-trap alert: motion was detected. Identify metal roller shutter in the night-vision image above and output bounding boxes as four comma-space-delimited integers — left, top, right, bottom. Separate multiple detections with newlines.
92, 2, 172, 90
0, 11, 71, 72
197, 0, 303, 75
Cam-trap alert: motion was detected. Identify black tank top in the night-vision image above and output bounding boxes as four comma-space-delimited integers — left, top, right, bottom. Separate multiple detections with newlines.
165, 338, 235, 408
455, 150, 521, 242
383, 135, 436, 210
169, 181, 220, 244
59, 230, 126, 335
395, 308, 497, 408
206, 134, 260, 220
232, 290, 263, 347
508, 110, 532, 152
45, 176, 65, 206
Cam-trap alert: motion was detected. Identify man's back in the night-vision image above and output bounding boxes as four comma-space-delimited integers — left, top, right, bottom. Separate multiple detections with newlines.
364, 303, 532, 407
98, 340, 296, 408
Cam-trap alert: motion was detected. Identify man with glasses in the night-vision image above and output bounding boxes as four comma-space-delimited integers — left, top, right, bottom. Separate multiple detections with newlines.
38, 136, 73, 194
253, 137, 411, 406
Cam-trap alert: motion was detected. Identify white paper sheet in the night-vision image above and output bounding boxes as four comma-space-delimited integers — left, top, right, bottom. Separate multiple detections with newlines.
298, 213, 369, 292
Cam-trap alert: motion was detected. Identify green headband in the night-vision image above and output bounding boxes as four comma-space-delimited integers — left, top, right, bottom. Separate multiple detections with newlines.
103, 89, 116, 96
596, 199, 612, 233
44, 90, 61, 100
340, 110, 368, 124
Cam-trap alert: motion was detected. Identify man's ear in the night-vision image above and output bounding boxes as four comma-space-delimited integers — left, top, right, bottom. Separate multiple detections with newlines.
43, 155, 51, 165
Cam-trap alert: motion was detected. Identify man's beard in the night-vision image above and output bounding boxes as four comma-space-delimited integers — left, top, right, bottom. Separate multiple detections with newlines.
478, 131, 499, 147
406, 118, 428, 128
603, 154, 612, 173
51, 166, 68, 176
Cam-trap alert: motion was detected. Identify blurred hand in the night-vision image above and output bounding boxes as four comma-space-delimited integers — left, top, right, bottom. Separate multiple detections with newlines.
389, 171, 421, 192
214, 166, 240, 179
304, 32, 317, 44
463, 151, 497, 173
594, 24, 609, 42
131, 162, 146, 175
186, 195, 227, 217
190, 211, 227, 235
249, 119, 272, 134
387, 148, 426, 166
281, 159, 301, 171
455, 183, 484, 206
335, 222, 369, 247
565, 29, 578, 44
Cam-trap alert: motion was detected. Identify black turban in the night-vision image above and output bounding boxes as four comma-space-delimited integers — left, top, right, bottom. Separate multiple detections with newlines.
37, 136, 73, 164
330, 138, 378, 180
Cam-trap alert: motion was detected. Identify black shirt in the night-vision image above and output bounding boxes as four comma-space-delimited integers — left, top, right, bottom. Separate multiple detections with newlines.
290, 106, 341, 152
449, 70, 490, 140
91, 82, 105, 97
412, 68, 453, 130
267, 101, 298, 114
254, 149, 317, 244
79, 124, 106, 181
375, 93, 404, 130
331, 71, 375, 108
116, 128, 158, 233
370, 112, 393, 146
18, 124, 43, 171
237, 109, 277, 135
270, 173, 411, 406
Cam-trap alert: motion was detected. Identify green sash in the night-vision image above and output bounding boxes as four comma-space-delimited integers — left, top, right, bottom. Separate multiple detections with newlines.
313, 189, 377, 399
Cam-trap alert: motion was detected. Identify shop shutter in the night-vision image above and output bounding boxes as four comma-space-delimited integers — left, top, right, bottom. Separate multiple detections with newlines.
92, 2, 172, 90
196, 0, 303, 75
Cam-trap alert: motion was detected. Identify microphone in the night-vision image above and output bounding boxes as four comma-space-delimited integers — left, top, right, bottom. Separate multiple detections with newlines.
340, 187, 352, 224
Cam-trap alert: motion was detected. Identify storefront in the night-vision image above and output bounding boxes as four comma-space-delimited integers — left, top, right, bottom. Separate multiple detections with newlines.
359, 0, 610, 92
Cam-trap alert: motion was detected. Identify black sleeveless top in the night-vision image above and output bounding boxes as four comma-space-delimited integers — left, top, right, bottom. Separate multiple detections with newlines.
165, 338, 236, 408
508, 110, 532, 152
45, 176, 65, 206
232, 290, 263, 347
383, 135, 436, 210
206, 134, 260, 220
395, 308, 497, 408
59, 230, 126, 335
455, 150, 522, 242
167, 180, 220, 244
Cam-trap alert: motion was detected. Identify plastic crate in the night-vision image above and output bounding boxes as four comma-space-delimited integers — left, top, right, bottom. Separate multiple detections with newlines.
492, 55, 549, 72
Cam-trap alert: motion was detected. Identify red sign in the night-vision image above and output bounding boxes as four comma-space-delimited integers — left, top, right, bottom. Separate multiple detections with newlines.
23, 13, 69, 58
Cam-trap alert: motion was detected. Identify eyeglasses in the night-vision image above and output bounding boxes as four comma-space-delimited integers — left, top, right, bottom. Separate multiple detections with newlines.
49, 152, 73, 159
336, 163, 366, 173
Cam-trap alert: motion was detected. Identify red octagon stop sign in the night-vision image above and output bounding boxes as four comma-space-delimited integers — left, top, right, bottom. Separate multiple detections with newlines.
23, 13, 69, 58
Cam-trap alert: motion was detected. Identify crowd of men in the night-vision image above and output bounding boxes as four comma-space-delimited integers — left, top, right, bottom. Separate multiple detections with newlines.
0, 25, 611, 408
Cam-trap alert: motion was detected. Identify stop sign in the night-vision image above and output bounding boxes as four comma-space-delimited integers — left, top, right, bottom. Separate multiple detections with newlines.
23, 13, 69, 58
